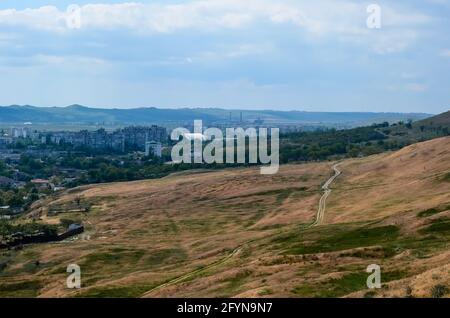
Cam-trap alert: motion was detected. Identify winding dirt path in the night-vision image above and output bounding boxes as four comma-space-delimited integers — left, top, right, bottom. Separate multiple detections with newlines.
312, 163, 342, 226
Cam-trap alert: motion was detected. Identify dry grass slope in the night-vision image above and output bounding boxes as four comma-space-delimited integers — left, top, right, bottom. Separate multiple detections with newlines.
1, 137, 449, 298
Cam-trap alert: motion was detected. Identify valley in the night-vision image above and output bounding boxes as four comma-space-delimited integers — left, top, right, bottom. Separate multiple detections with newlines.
1, 137, 449, 298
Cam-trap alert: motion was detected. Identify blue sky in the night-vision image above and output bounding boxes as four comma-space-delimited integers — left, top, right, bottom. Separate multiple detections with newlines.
0, 0, 449, 113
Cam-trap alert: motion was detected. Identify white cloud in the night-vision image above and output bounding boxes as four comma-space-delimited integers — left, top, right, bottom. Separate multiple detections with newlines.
0, 0, 435, 59
0, 6, 67, 32
0, 1, 431, 35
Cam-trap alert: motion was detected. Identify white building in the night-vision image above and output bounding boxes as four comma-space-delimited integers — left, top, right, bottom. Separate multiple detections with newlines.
0, 136, 13, 145
145, 141, 162, 157
11, 127, 31, 138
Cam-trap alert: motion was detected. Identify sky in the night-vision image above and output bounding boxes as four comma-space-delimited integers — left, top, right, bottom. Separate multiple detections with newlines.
0, 0, 449, 113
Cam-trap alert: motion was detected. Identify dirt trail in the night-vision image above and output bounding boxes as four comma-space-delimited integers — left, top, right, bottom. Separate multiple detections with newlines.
312, 163, 342, 226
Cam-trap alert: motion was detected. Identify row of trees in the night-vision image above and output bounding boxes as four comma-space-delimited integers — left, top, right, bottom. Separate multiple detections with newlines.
279, 124, 392, 163
0, 220, 58, 238
0, 188, 39, 208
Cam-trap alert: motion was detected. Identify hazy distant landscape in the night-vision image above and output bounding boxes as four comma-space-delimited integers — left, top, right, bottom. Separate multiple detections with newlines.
0, 105, 432, 129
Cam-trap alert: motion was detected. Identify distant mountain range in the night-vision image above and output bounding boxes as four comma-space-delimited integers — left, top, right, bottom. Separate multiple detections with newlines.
0, 104, 433, 127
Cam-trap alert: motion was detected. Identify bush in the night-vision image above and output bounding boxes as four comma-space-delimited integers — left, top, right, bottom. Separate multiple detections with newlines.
443, 172, 450, 182
431, 284, 449, 298
417, 208, 439, 218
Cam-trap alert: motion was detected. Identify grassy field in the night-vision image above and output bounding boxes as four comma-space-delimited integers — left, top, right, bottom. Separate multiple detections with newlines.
1, 138, 450, 298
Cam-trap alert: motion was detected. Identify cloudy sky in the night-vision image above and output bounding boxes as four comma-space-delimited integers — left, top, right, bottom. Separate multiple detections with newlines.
0, 0, 449, 113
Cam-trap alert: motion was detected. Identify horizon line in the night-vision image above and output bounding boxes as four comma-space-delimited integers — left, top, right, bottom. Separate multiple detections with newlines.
0, 104, 437, 115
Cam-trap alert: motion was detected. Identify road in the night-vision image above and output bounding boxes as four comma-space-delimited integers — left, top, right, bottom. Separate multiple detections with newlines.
312, 163, 342, 226
140, 163, 342, 297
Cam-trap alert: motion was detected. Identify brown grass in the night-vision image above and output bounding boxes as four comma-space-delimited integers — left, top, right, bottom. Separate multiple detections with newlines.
1, 138, 450, 298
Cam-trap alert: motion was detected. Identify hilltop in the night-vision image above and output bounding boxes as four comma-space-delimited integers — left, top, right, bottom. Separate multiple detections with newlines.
378, 109, 450, 144
415, 110, 450, 128
0, 137, 449, 297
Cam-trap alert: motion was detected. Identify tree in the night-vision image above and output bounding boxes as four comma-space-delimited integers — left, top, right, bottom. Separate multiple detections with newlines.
74, 196, 81, 207
405, 120, 413, 129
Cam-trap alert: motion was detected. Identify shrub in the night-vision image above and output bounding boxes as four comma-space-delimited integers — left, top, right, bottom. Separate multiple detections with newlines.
417, 208, 439, 218
444, 172, 450, 182
431, 284, 449, 298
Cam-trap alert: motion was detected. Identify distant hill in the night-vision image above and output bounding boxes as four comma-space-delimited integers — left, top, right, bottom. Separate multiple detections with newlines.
378, 109, 450, 143
414, 110, 450, 128
0, 105, 432, 128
